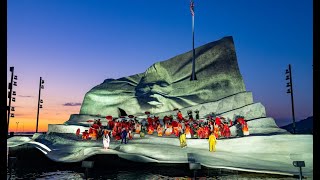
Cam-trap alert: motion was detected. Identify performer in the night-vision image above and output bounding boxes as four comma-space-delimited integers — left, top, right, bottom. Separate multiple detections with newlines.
177, 111, 184, 121
208, 132, 217, 152
82, 130, 89, 140
187, 110, 193, 120
194, 109, 200, 120
214, 123, 220, 139
147, 124, 154, 135
165, 123, 173, 136
242, 121, 250, 136
121, 128, 127, 144
185, 125, 191, 138
204, 125, 210, 139
157, 124, 163, 137
179, 131, 187, 148
135, 122, 141, 134
76, 128, 80, 136
223, 123, 231, 138
127, 129, 132, 140
103, 130, 110, 149
91, 128, 98, 140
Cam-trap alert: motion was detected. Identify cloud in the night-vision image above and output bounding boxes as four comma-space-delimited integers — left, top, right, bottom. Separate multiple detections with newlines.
18, 95, 33, 98
63, 102, 82, 106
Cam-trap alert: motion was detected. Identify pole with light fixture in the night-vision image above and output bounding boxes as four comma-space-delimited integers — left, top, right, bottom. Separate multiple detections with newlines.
285, 64, 296, 134
35, 77, 44, 133
7, 66, 18, 134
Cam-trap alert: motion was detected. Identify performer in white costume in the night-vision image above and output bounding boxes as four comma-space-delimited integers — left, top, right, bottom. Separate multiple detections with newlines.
103, 130, 110, 149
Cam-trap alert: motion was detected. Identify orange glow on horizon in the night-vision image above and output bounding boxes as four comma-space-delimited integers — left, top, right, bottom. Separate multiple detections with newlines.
8, 105, 80, 133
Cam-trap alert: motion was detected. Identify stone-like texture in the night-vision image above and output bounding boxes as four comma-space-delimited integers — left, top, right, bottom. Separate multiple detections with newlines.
48, 124, 89, 134
79, 36, 246, 117
154, 91, 254, 118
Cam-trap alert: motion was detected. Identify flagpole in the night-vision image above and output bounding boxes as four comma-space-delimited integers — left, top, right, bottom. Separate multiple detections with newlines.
190, 0, 197, 81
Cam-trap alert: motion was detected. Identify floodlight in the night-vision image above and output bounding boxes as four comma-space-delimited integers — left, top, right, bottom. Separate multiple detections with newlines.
293, 161, 305, 167
14, 75, 18, 80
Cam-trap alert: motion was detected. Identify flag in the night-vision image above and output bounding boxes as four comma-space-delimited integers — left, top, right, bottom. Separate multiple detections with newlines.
190, 0, 194, 16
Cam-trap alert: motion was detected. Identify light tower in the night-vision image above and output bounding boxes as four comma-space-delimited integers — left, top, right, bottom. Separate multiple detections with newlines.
36, 77, 45, 133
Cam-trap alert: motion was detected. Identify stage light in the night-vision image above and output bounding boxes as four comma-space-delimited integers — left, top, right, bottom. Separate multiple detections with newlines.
13, 91, 16, 96
14, 75, 18, 80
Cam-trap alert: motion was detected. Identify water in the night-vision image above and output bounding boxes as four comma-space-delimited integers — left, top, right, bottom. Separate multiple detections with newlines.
8, 168, 297, 180
7, 145, 297, 180
7, 154, 297, 180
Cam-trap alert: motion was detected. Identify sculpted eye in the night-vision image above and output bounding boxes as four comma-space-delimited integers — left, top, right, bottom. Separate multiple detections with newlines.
159, 82, 169, 87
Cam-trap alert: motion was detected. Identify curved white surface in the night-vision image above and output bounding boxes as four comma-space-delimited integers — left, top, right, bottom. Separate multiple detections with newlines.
7, 133, 313, 178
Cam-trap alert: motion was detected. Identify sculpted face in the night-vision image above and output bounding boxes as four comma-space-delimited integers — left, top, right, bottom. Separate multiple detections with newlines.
80, 36, 246, 117
135, 64, 174, 110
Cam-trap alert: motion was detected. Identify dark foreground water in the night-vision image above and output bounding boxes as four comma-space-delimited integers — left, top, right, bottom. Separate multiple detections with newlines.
7, 148, 297, 180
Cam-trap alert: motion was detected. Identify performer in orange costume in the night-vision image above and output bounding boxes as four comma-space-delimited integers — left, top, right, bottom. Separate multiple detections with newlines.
157, 124, 163, 136
242, 121, 249, 136
214, 124, 220, 139
147, 124, 154, 135
165, 123, 173, 136
185, 125, 191, 138
135, 123, 141, 134
223, 123, 231, 138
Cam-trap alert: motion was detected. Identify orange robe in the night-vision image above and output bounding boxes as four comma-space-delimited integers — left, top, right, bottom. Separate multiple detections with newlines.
185, 126, 191, 138
223, 124, 231, 138
135, 124, 141, 134
165, 125, 173, 136
243, 122, 249, 135
214, 125, 220, 139
157, 125, 163, 136
147, 125, 154, 134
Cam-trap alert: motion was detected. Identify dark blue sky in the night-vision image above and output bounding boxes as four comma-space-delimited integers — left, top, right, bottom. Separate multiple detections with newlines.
8, 0, 312, 129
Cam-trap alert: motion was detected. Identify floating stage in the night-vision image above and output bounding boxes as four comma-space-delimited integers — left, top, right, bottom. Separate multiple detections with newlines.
7, 132, 313, 179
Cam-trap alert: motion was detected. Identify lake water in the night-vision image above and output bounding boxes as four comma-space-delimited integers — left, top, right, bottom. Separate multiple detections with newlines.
7, 152, 297, 180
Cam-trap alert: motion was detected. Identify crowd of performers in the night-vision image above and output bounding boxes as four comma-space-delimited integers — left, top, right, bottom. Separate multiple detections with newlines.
76, 110, 250, 148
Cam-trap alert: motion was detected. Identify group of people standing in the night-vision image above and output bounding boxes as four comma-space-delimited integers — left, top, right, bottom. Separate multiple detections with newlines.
75, 110, 250, 152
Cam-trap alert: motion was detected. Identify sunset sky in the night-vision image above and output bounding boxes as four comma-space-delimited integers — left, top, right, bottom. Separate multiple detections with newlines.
7, 0, 313, 132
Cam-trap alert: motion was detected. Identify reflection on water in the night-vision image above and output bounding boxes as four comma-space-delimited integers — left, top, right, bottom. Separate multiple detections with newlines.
7, 149, 296, 180
7, 166, 297, 180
